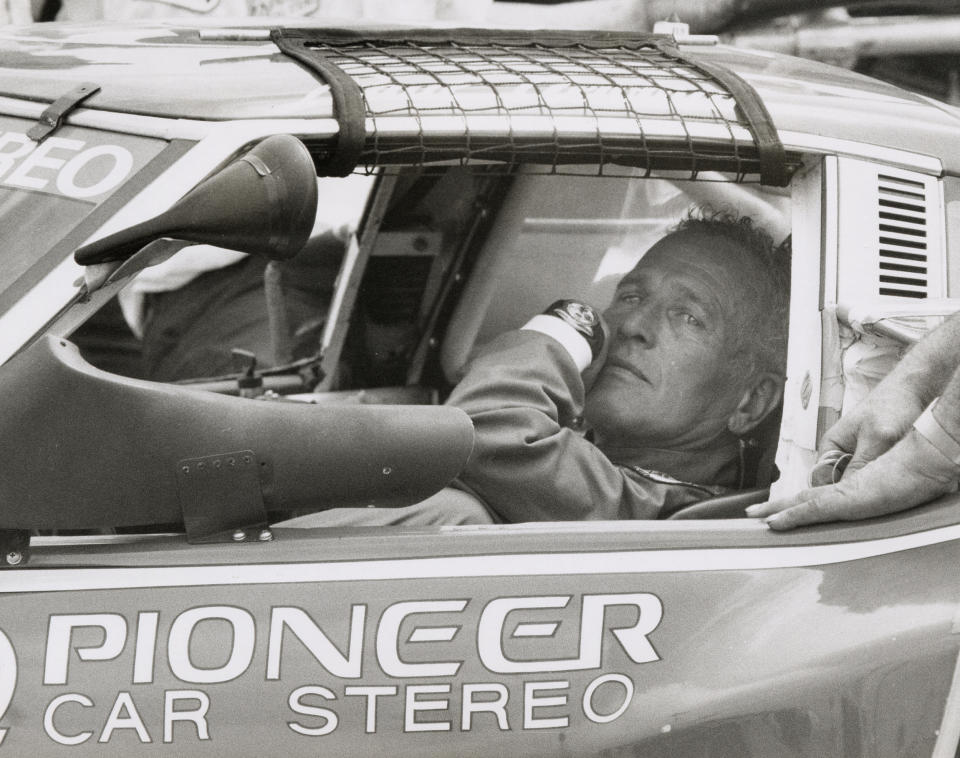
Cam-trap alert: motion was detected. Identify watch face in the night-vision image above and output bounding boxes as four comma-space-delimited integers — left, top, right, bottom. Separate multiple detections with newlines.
558, 301, 600, 333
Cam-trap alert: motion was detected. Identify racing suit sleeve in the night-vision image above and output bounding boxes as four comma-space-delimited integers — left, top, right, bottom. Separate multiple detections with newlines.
446, 325, 666, 522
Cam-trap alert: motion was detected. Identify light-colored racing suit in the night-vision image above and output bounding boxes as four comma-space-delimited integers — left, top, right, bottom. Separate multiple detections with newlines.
280, 315, 731, 529
446, 320, 729, 522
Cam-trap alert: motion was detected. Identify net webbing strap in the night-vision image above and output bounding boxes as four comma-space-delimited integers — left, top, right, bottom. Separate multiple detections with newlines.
270, 28, 366, 177
656, 41, 789, 188
280, 26, 671, 49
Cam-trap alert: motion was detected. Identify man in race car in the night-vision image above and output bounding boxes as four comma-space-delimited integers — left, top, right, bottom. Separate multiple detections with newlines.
445, 212, 790, 522
280, 211, 789, 527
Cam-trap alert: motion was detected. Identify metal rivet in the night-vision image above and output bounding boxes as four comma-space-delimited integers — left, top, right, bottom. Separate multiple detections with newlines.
197, 462, 206, 471
181, 465, 190, 474
243, 455, 252, 464
228, 457, 236, 466
382, 467, 392, 475
258, 529, 273, 542
213, 459, 222, 469
5, 552, 22, 566
232, 530, 246, 542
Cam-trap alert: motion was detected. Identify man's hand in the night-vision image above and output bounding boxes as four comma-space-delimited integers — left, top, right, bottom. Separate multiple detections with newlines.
581, 312, 609, 391
747, 430, 959, 529
810, 384, 926, 486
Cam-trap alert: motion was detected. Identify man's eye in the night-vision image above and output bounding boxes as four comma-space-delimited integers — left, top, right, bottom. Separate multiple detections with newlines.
680, 312, 703, 328
617, 292, 641, 304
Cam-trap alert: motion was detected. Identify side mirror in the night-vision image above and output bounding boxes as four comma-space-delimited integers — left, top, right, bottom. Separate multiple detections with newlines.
74, 134, 319, 265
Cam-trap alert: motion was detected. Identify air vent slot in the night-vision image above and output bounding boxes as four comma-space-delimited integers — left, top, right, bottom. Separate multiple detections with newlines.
835, 158, 943, 306
877, 173, 928, 298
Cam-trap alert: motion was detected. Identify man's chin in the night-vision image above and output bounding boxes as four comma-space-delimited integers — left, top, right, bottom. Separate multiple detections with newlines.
585, 389, 645, 440
585, 386, 690, 448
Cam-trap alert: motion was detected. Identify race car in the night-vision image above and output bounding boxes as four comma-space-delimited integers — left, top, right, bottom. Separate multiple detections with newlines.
0, 18, 958, 757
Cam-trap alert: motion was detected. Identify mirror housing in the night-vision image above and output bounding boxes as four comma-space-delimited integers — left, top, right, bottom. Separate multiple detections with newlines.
75, 134, 319, 265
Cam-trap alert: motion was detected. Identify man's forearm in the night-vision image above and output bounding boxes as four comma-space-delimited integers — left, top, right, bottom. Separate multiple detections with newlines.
447, 330, 630, 521
881, 311, 960, 405
749, 311, 960, 529
931, 359, 960, 449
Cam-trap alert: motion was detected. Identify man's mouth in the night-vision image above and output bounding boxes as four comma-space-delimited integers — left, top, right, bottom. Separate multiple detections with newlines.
603, 355, 650, 384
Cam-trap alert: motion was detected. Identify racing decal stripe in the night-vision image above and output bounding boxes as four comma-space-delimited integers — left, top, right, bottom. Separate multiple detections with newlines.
8, 522, 960, 593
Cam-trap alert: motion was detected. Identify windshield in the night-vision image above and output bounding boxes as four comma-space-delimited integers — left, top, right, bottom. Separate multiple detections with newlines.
0, 115, 169, 309
0, 187, 91, 290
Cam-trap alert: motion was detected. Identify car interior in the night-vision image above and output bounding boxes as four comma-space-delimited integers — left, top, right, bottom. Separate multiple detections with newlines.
62, 164, 803, 528
6, 148, 960, 551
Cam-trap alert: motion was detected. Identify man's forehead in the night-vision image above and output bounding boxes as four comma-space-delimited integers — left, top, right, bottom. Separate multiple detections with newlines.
616, 261, 723, 316
613, 230, 769, 330
620, 230, 754, 284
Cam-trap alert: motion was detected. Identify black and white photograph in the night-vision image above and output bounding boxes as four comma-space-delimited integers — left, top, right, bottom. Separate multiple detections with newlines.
0, 0, 959, 755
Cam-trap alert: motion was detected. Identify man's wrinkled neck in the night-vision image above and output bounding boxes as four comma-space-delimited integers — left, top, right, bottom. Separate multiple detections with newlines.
596, 438, 741, 488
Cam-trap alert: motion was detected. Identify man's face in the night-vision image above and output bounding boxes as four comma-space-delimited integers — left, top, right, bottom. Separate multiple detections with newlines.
584, 229, 762, 449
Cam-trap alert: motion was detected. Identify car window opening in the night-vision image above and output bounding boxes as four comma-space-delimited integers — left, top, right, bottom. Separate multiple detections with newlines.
62, 163, 797, 534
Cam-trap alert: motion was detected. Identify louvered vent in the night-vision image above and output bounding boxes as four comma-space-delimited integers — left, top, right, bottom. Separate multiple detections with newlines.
878, 173, 928, 299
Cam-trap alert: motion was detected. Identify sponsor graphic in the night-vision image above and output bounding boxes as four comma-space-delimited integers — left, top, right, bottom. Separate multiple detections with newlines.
0, 131, 134, 201
24, 592, 662, 745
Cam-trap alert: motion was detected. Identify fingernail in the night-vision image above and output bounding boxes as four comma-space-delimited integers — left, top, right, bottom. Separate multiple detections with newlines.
744, 505, 759, 516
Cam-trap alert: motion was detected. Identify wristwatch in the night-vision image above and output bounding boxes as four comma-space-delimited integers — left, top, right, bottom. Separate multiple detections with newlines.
544, 300, 604, 361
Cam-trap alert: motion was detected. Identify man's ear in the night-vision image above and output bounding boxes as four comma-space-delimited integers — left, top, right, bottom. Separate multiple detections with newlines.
727, 373, 784, 437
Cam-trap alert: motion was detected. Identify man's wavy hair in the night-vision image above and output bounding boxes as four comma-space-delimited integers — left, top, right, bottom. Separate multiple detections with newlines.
671, 209, 791, 379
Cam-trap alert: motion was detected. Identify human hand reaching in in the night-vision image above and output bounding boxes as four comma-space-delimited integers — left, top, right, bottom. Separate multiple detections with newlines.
747, 427, 959, 529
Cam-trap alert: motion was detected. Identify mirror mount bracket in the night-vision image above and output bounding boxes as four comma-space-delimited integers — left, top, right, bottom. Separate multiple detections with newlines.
28, 82, 101, 143
176, 450, 271, 544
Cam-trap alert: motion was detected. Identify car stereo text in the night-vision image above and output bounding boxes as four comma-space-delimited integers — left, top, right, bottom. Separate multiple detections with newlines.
28, 592, 663, 745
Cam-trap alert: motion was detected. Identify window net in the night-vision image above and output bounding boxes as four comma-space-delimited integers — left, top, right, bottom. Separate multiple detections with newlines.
273, 29, 798, 184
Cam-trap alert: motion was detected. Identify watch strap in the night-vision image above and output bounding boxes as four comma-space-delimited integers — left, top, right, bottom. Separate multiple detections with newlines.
913, 399, 960, 466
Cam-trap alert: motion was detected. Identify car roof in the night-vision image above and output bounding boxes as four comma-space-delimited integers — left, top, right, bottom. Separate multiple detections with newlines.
0, 21, 957, 172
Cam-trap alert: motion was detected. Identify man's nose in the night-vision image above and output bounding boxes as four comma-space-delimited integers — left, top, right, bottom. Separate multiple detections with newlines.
616, 302, 658, 346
